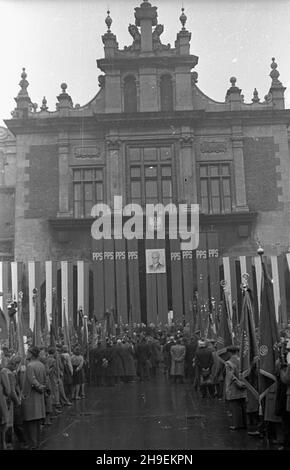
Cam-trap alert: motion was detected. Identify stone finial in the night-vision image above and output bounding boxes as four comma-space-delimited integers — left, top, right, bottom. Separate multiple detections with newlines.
14, 67, 32, 112
32, 103, 38, 113
40, 96, 48, 111
179, 7, 187, 30
18, 68, 29, 97
252, 88, 260, 103
226, 76, 241, 94
102, 9, 119, 57
270, 57, 283, 87
105, 10, 112, 32
230, 76, 236, 87
225, 76, 242, 108
61, 82, 67, 93
57, 82, 73, 108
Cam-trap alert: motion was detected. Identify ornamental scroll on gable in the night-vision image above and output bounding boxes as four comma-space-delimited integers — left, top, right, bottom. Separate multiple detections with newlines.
125, 23, 170, 52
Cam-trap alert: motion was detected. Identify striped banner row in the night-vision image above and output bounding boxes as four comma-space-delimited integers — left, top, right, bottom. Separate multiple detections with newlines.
0, 249, 289, 331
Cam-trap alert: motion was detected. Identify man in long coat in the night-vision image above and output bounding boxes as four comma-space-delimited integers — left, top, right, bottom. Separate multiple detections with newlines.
225, 345, 247, 430
170, 339, 186, 384
195, 341, 214, 398
2, 357, 21, 448
22, 346, 47, 449
185, 337, 198, 383
135, 337, 151, 381
0, 362, 10, 449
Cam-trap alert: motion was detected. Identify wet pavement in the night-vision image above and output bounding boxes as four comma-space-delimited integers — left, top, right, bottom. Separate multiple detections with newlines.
40, 377, 267, 450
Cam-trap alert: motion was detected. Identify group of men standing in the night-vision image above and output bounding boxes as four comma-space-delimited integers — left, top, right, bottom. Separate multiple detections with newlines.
0, 342, 86, 450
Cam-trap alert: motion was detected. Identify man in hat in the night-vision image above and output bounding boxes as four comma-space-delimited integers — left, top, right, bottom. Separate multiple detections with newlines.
22, 346, 47, 449
225, 345, 247, 430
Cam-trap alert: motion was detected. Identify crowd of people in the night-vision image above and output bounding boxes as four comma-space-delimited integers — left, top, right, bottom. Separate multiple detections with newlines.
0, 323, 290, 450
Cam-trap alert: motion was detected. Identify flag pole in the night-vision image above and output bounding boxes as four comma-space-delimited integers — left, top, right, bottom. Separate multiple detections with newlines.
257, 241, 264, 415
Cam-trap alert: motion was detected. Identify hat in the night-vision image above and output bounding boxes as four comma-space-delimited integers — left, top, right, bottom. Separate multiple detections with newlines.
28, 346, 40, 358
198, 341, 206, 348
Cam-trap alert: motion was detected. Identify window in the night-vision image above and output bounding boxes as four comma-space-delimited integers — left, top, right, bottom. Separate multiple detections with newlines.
73, 168, 104, 218
199, 163, 232, 214
124, 75, 137, 113
128, 146, 174, 206
160, 74, 173, 112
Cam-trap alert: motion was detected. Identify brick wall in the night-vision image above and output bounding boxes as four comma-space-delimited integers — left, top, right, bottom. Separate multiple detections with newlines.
24, 145, 58, 218
243, 137, 280, 211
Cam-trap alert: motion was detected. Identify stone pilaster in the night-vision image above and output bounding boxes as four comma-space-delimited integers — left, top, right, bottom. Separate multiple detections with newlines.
231, 127, 249, 212
57, 132, 72, 217
106, 136, 122, 209
179, 128, 196, 204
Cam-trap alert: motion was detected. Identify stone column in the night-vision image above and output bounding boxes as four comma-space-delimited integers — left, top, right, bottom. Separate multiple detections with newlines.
57, 132, 72, 217
231, 126, 249, 212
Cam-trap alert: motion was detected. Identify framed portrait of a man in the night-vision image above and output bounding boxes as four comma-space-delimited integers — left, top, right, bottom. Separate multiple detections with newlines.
146, 249, 166, 274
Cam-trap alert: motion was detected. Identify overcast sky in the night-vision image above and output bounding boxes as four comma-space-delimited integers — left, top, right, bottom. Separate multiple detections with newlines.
1, 0, 290, 126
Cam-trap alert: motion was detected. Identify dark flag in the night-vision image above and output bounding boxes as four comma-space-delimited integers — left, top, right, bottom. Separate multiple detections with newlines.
82, 315, 89, 357
50, 289, 58, 348
42, 300, 50, 348
62, 300, 71, 353
0, 307, 8, 341
216, 290, 233, 357
239, 287, 259, 401
17, 292, 25, 360
259, 258, 279, 399
32, 289, 42, 347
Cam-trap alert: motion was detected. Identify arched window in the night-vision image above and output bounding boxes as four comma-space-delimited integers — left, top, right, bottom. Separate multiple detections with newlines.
160, 74, 173, 112
124, 75, 137, 113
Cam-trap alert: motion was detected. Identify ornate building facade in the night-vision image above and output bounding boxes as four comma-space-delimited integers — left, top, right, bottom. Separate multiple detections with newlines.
1, 0, 290, 326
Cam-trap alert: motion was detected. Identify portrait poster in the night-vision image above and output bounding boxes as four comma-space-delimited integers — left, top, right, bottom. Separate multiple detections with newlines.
146, 248, 166, 274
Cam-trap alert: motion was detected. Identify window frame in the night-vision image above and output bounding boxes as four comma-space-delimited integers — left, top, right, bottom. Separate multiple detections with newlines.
198, 162, 233, 214
127, 143, 176, 207
72, 166, 105, 218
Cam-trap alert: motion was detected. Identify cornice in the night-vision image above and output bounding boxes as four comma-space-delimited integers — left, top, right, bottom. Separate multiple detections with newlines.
97, 54, 198, 72
4, 109, 290, 135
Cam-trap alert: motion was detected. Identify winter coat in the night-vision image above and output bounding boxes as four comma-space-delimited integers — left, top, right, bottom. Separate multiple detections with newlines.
118, 344, 136, 377
0, 368, 10, 425
2, 368, 20, 427
210, 352, 225, 384
22, 359, 47, 422
148, 341, 162, 367
278, 364, 290, 413
264, 382, 281, 422
47, 356, 59, 405
170, 344, 186, 376
93, 346, 107, 378
135, 343, 151, 365
225, 356, 247, 401
195, 347, 214, 370
163, 342, 174, 369
185, 341, 198, 366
